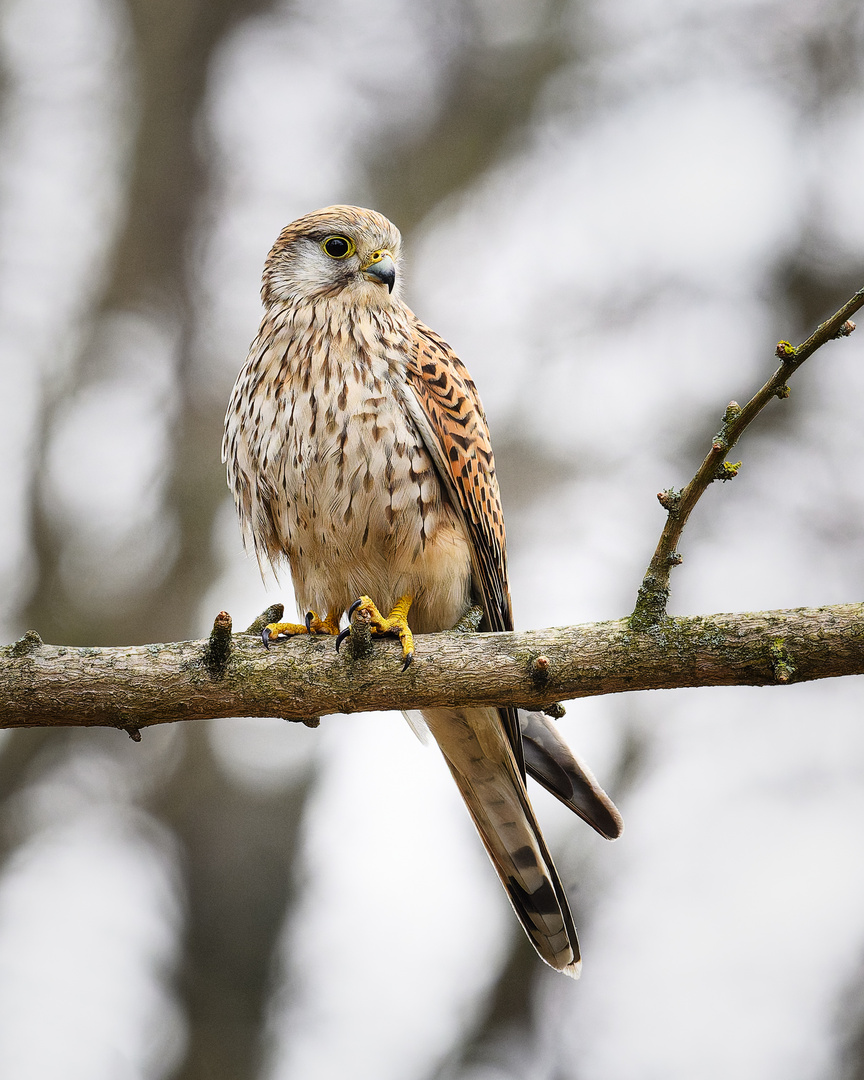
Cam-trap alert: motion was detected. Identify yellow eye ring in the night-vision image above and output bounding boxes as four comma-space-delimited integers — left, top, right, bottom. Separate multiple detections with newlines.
322, 235, 356, 259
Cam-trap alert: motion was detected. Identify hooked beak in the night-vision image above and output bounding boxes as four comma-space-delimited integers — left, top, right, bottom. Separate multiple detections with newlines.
361, 250, 396, 293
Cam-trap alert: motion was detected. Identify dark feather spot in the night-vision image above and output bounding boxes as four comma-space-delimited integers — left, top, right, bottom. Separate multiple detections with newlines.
428, 370, 448, 390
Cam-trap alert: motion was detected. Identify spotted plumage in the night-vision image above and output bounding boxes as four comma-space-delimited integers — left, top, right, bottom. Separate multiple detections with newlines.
223, 206, 621, 977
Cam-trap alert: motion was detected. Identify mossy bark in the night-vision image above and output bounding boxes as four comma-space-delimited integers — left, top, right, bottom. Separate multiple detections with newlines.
1, 602, 862, 732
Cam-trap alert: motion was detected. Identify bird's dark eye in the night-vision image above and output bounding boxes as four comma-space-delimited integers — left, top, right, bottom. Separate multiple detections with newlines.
322, 235, 355, 259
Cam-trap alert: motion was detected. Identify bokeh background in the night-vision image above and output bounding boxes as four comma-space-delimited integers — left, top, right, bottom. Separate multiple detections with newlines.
0, 0, 863, 1077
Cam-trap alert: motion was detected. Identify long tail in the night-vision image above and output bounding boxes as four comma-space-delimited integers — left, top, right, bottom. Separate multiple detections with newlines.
520, 710, 623, 840
422, 705, 581, 978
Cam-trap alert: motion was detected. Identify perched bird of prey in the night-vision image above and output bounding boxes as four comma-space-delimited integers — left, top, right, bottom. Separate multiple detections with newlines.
223, 206, 621, 977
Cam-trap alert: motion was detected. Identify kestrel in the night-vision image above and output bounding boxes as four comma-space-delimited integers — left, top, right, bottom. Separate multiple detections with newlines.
223, 206, 621, 977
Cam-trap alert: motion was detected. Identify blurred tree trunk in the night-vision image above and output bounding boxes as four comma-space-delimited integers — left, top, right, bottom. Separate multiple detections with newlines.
2, 3, 307, 1080
366, 0, 579, 235
152, 724, 311, 1080
18, 0, 268, 648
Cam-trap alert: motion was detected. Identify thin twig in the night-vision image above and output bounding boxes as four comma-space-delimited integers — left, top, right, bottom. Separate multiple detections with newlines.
632, 287, 864, 628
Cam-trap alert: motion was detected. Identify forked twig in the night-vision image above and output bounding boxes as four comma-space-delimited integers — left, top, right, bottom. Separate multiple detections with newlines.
632, 286, 864, 628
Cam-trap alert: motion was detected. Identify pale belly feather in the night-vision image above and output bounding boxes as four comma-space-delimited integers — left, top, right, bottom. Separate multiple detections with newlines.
262, 337, 473, 634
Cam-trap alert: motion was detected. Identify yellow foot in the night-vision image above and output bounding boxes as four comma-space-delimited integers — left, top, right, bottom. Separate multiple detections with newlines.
336, 594, 415, 670
262, 610, 341, 648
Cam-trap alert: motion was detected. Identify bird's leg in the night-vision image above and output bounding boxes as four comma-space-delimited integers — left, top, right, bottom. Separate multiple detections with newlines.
336, 594, 415, 670
262, 610, 341, 648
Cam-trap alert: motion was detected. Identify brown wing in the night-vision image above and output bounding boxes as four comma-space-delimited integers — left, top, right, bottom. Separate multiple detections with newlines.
402, 315, 523, 776
403, 317, 512, 631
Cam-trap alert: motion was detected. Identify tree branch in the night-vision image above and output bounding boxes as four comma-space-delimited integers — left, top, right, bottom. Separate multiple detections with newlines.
1, 604, 862, 734
633, 286, 864, 628
5, 293, 862, 736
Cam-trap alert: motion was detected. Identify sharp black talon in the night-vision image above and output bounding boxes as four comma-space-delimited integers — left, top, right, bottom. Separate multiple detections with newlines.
335, 627, 351, 653
305, 612, 314, 632
262, 627, 271, 649
402, 653, 414, 672
347, 597, 363, 618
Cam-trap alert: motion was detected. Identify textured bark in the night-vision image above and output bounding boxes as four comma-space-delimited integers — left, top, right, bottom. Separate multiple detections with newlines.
1, 603, 861, 732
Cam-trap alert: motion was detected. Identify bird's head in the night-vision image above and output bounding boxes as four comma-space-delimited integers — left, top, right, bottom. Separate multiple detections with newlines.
261, 205, 403, 308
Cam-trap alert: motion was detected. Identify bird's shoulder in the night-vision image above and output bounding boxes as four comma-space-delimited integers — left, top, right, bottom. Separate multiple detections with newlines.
399, 309, 512, 634
401, 311, 489, 426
